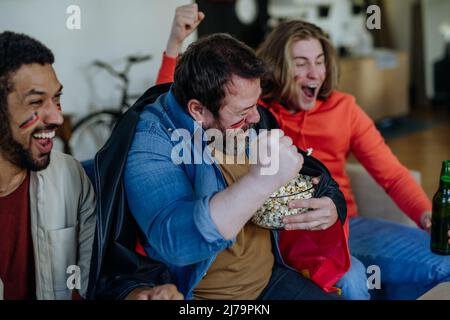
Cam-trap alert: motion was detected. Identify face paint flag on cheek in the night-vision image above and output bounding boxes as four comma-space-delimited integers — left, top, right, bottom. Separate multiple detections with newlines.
19, 112, 40, 130
229, 118, 246, 129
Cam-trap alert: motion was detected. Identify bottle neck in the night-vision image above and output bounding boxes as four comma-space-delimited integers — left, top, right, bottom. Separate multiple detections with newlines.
439, 176, 450, 192
440, 160, 450, 177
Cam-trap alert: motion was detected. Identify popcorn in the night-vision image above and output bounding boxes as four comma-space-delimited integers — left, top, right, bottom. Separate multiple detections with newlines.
252, 174, 315, 229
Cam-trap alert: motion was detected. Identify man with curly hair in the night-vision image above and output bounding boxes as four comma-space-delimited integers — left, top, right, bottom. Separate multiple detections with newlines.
0, 31, 182, 300
0, 30, 96, 300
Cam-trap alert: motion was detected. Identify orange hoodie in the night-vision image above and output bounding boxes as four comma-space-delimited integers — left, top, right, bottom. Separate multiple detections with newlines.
156, 53, 431, 227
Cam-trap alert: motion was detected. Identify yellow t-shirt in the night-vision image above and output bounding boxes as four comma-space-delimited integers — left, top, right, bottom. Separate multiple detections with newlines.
193, 150, 274, 300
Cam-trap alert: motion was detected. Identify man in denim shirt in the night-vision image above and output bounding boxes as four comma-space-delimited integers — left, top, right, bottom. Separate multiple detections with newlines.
124, 34, 344, 300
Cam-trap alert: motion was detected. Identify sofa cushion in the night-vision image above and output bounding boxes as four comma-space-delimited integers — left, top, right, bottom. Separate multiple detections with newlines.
346, 163, 418, 227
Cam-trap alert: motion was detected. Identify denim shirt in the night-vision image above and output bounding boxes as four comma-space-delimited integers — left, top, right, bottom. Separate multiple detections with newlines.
124, 90, 289, 299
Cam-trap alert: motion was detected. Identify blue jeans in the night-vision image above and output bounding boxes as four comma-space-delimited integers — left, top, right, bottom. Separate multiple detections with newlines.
338, 217, 450, 300
257, 264, 341, 300
335, 255, 370, 300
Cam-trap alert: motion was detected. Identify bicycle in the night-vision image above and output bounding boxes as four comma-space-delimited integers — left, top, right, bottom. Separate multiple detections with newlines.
65, 54, 152, 160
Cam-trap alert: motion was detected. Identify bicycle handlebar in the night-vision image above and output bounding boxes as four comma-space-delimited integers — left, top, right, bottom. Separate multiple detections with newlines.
93, 60, 121, 79
127, 54, 152, 63
93, 54, 152, 72
91, 53, 153, 108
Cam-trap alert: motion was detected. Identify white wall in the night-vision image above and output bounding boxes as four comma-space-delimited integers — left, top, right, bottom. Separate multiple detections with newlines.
0, 0, 194, 118
422, 0, 450, 99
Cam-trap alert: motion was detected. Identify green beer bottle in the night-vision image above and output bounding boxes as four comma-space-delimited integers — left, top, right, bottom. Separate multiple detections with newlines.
431, 160, 450, 255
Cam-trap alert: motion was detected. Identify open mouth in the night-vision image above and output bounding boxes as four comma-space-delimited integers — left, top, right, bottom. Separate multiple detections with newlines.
32, 130, 56, 154
301, 84, 319, 99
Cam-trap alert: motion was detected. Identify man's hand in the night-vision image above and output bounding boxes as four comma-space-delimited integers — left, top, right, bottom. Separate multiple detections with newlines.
421, 211, 450, 245
166, 4, 205, 57
283, 197, 339, 231
209, 130, 303, 240
249, 129, 304, 193
311, 176, 321, 185
421, 211, 432, 232
125, 284, 183, 300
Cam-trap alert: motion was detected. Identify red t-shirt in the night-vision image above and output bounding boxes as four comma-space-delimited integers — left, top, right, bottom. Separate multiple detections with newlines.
0, 173, 35, 300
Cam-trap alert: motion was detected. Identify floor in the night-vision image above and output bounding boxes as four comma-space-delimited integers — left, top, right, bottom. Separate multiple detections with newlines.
350, 106, 450, 199
418, 282, 450, 300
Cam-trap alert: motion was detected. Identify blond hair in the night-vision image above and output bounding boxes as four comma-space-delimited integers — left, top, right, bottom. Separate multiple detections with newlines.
257, 20, 338, 104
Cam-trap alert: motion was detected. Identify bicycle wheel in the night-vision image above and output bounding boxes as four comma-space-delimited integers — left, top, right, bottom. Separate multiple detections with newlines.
70, 110, 121, 161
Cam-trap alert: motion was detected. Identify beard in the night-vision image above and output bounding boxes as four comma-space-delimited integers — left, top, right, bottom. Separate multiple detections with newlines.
223, 125, 253, 157
0, 128, 51, 172
207, 119, 255, 158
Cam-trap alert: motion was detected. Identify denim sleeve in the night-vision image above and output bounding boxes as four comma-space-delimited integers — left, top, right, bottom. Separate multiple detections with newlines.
124, 125, 232, 267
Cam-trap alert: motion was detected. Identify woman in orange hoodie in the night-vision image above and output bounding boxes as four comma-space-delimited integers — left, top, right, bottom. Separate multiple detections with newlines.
156, 5, 450, 300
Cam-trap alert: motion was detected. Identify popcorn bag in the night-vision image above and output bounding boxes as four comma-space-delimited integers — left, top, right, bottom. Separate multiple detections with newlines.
279, 221, 350, 293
